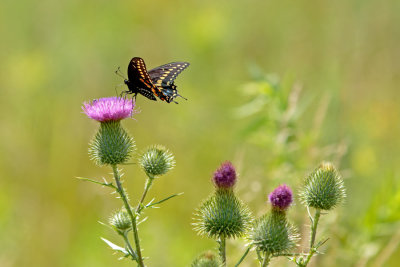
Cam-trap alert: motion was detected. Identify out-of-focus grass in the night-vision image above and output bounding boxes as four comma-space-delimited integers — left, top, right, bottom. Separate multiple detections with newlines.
0, 0, 399, 266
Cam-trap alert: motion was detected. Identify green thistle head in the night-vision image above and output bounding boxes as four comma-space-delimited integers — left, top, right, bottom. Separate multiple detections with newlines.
89, 120, 135, 165
300, 162, 346, 210
139, 145, 175, 177
194, 189, 252, 239
109, 209, 132, 234
191, 251, 222, 267
249, 211, 299, 255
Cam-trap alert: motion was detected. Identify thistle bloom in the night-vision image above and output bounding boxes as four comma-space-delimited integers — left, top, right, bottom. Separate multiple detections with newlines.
212, 161, 237, 189
194, 161, 251, 240
82, 97, 136, 165
82, 97, 135, 122
269, 184, 293, 211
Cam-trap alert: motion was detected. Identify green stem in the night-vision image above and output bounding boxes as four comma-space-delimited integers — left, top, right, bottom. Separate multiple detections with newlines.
234, 246, 251, 267
219, 236, 226, 266
261, 252, 271, 267
112, 165, 144, 267
136, 176, 154, 214
122, 233, 137, 259
309, 209, 321, 248
303, 208, 321, 266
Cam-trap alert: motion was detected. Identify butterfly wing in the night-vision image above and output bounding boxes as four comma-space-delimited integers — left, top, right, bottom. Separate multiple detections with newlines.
149, 62, 190, 103
127, 57, 162, 101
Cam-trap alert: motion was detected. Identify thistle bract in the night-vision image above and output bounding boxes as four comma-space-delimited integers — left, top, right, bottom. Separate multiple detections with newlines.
139, 145, 175, 177
249, 211, 299, 254
194, 189, 251, 239
300, 162, 346, 210
89, 120, 135, 165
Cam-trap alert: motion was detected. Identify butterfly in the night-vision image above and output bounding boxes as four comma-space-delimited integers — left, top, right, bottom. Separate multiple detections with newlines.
119, 57, 190, 103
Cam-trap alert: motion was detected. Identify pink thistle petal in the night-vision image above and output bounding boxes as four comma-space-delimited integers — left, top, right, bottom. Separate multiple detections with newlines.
269, 184, 293, 210
82, 97, 137, 122
212, 161, 237, 188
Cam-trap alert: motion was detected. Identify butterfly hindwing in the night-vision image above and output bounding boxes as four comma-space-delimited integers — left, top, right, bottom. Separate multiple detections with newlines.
149, 62, 190, 87
148, 62, 189, 103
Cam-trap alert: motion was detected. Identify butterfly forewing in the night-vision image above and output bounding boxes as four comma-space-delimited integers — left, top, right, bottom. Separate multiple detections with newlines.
127, 57, 162, 100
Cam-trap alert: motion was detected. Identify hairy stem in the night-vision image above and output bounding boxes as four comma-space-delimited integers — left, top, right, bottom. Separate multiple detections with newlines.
136, 176, 154, 213
122, 233, 137, 259
219, 236, 226, 266
303, 208, 321, 266
112, 165, 144, 267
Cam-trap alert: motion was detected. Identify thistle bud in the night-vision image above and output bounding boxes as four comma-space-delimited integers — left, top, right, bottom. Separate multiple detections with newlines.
109, 209, 132, 234
191, 251, 222, 267
139, 145, 175, 177
300, 162, 346, 210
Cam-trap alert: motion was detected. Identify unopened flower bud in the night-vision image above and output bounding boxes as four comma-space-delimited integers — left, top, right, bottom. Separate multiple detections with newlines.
300, 162, 346, 210
139, 145, 175, 177
109, 209, 132, 234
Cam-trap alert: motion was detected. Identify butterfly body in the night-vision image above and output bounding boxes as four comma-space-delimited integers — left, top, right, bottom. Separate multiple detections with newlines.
121, 57, 189, 103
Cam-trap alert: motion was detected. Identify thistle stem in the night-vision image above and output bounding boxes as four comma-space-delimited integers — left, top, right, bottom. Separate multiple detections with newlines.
261, 252, 271, 267
112, 165, 144, 267
219, 236, 226, 266
136, 176, 154, 213
122, 233, 137, 259
234, 246, 251, 267
309, 209, 321, 248
303, 208, 321, 266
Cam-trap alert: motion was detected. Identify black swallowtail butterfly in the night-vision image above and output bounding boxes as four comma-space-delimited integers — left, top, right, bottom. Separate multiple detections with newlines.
119, 57, 189, 103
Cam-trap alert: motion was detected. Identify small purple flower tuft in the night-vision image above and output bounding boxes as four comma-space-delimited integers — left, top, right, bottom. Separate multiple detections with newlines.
82, 97, 136, 122
213, 161, 237, 189
269, 184, 293, 210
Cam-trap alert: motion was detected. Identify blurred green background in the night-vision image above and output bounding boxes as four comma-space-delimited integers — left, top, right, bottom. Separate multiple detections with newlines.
1, 0, 399, 266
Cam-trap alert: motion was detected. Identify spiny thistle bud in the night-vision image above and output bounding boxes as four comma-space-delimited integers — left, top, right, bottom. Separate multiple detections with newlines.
83, 97, 136, 165
194, 189, 251, 239
109, 209, 132, 234
249, 211, 299, 255
191, 251, 222, 267
300, 162, 346, 210
269, 184, 293, 211
139, 145, 175, 177
212, 161, 237, 189
89, 121, 135, 165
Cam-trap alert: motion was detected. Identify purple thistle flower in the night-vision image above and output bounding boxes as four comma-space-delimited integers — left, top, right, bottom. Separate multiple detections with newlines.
269, 184, 293, 210
82, 97, 136, 122
213, 161, 237, 189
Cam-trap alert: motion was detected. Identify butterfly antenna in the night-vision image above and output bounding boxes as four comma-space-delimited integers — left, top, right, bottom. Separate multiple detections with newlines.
177, 93, 188, 101
115, 66, 126, 79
